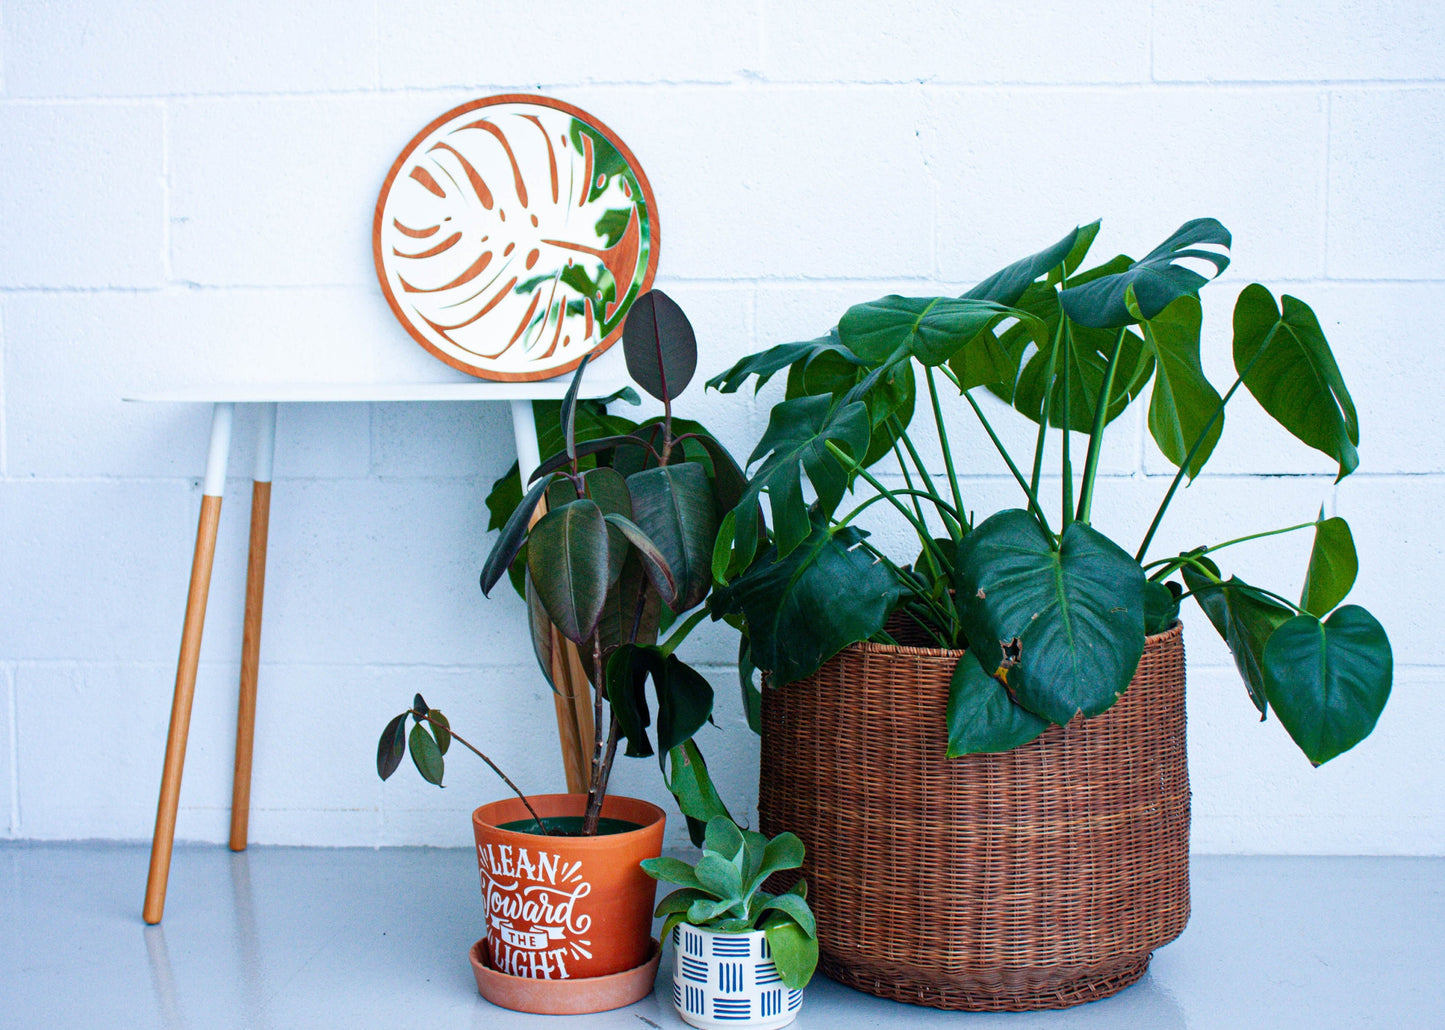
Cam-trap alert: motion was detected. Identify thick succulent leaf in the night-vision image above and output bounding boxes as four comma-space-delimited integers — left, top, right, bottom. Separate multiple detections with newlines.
756, 832, 805, 883
704, 816, 745, 864
988, 280, 1153, 431
1133, 293, 1224, 480
707, 331, 857, 394
953, 510, 1146, 725
1263, 605, 1392, 766
1233, 284, 1359, 481
408, 723, 444, 786
732, 394, 870, 564
760, 913, 819, 989
1143, 579, 1184, 636
526, 499, 612, 644
623, 289, 698, 402
1060, 218, 1232, 328
627, 463, 718, 611
654, 887, 714, 918
1182, 559, 1293, 717
1301, 515, 1358, 618
376, 712, 408, 780
640, 857, 704, 890
602, 513, 677, 606
712, 519, 901, 688
665, 740, 733, 848
695, 853, 744, 904
604, 644, 714, 760
756, 891, 816, 939
480, 473, 554, 597
687, 896, 739, 924
963, 222, 1097, 306
945, 654, 1050, 756
838, 294, 1042, 366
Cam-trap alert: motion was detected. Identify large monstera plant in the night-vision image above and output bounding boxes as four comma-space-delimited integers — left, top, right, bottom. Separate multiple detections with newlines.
709, 219, 1393, 767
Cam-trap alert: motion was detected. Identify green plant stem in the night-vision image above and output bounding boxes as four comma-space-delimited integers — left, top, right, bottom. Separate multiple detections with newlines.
856, 539, 958, 639
659, 607, 709, 657
1060, 320, 1074, 530
825, 441, 953, 573
412, 710, 545, 830
889, 434, 933, 536
1135, 366, 1251, 563
924, 365, 967, 525
957, 388, 1055, 544
890, 418, 962, 536
1142, 521, 1318, 577
1075, 327, 1127, 525
837, 489, 963, 529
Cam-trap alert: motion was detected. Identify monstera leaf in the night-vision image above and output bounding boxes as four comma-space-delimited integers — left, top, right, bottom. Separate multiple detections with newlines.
712, 518, 900, 688
946, 654, 1050, 756
1301, 514, 1358, 618
1132, 292, 1224, 480
708, 330, 863, 393
1060, 218, 1231, 328
1233, 284, 1359, 481
963, 221, 1099, 307
1182, 558, 1293, 718
786, 345, 916, 467
1263, 605, 1392, 766
838, 294, 1043, 367
728, 394, 871, 564
953, 510, 1146, 725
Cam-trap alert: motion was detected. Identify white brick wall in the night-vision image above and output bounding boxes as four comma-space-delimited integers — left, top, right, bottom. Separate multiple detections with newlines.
1, 1, 1440, 854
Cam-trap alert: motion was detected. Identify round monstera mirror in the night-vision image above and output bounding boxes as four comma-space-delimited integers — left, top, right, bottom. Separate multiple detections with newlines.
373, 95, 658, 381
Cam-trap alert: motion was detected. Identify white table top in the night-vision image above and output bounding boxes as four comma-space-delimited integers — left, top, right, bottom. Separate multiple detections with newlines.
123, 380, 632, 403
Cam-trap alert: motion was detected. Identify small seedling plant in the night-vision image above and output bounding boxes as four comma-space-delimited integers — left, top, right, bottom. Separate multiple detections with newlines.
643, 817, 819, 989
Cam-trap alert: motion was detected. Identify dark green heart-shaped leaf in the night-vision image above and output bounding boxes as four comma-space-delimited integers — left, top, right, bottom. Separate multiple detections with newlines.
408, 722, 444, 785
839, 294, 1043, 366
665, 740, 733, 848
623, 289, 698, 402
953, 510, 1145, 725
1233, 284, 1359, 481
526, 499, 612, 644
1132, 292, 1224, 480
1182, 560, 1293, 717
945, 654, 1050, 756
1263, 605, 1392, 765
376, 712, 408, 780
761, 911, 819, 989
711, 518, 900, 688
964, 222, 1097, 306
480, 472, 555, 597
1302, 515, 1357, 617
1059, 218, 1231, 328
1143, 579, 1183, 636
627, 463, 718, 611
732, 394, 870, 564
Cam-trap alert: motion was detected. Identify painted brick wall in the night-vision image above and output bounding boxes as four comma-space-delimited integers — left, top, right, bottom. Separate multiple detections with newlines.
1, 1, 1441, 854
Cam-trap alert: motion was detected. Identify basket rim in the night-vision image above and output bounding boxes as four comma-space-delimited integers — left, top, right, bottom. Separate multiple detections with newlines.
846, 617, 1183, 660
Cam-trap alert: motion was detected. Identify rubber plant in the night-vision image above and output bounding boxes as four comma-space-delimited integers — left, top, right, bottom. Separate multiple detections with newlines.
708, 219, 1392, 767
407, 289, 747, 835
643, 816, 819, 989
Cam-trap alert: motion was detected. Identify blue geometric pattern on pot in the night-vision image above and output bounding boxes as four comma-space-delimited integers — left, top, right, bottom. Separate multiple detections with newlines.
673, 981, 683, 1008
756, 962, 782, 985
761, 988, 785, 1018
680, 955, 709, 983
712, 936, 751, 957
719, 961, 745, 992
789, 989, 804, 1007
761, 937, 771, 960
685, 984, 705, 1014
714, 997, 751, 1020
680, 926, 705, 956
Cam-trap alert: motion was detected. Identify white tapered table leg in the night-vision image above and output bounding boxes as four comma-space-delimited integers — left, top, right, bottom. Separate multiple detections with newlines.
230, 403, 276, 852
144, 402, 233, 924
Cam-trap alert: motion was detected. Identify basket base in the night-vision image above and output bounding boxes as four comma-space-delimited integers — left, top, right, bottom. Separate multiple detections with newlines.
819, 952, 1151, 1012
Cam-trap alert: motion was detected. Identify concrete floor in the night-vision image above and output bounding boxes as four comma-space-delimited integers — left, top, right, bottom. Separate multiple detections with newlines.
1, 843, 1440, 1029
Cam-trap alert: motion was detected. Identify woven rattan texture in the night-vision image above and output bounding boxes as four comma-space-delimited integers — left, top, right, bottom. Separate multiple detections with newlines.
758, 623, 1190, 1011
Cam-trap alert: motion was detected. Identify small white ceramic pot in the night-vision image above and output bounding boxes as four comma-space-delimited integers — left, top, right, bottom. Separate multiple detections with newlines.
670, 924, 804, 1030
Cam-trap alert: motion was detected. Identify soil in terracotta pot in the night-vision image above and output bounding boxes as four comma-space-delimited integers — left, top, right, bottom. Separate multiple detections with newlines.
498, 817, 640, 837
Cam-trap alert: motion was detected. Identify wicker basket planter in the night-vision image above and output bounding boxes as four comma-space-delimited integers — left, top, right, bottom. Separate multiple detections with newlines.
758, 623, 1190, 1011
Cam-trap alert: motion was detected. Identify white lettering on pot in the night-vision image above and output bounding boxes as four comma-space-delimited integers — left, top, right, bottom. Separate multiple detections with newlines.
477, 842, 594, 979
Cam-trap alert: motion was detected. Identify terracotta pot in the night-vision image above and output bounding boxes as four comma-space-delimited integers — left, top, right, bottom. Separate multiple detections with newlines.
472, 793, 665, 982
670, 924, 804, 1030
469, 936, 662, 1015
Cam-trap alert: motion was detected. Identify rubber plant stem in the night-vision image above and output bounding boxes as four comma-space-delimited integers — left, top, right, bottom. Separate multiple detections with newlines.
415, 712, 545, 831
582, 636, 607, 834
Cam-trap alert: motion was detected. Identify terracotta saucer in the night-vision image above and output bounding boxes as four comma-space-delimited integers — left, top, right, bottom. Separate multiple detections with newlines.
469, 937, 661, 1015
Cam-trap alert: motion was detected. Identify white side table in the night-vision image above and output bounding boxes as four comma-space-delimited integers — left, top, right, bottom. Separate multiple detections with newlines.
125, 382, 624, 924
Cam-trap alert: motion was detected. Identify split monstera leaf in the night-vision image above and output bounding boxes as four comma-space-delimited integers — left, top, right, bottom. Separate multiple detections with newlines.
708, 219, 1392, 768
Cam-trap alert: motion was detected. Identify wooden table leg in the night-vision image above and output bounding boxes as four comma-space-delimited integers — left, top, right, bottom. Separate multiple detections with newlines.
144, 402, 233, 925
230, 403, 276, 852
